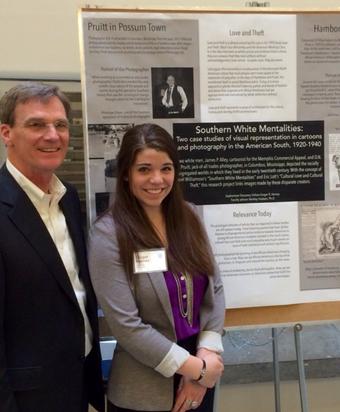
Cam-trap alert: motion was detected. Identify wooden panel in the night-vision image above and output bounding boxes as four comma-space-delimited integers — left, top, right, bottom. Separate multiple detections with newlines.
225, 301, 340, 328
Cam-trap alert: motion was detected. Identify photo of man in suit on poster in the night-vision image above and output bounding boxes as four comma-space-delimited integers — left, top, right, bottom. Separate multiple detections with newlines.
152, 67, 195, 119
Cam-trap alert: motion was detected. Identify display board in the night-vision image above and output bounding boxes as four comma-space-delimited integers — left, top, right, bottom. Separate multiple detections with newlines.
79, 8, 340, 310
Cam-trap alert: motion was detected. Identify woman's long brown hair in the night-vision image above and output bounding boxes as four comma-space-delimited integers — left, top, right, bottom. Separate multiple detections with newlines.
110, 123, 214, 278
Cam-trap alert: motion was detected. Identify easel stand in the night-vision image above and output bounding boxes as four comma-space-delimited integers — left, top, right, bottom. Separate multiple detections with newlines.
272, 324, 309, 412
272, 328, 281, 412
224, 302, 340, 412
294, 324, 309, 412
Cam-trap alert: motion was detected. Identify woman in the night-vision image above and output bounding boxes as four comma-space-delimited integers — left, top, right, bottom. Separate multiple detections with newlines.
88, 123, 225, 412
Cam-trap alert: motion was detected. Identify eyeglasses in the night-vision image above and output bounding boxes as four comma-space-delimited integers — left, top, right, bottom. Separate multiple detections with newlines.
18, 119, 70, 133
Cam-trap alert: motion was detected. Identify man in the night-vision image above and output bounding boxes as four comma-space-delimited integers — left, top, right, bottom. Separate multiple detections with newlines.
0, 82, 104, 412
161, 74, 188, 116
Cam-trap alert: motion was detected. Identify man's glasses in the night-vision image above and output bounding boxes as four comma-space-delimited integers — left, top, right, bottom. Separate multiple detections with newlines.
19, 119, 70, 133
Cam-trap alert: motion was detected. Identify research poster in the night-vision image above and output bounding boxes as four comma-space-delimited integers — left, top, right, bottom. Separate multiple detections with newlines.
79, 10, 340, 308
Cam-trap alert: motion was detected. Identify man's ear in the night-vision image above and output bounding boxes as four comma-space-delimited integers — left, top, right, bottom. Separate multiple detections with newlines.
0, 124, 13, 147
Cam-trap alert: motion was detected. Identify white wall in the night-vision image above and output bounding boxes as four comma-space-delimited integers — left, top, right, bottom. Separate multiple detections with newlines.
0, 0, 339, 79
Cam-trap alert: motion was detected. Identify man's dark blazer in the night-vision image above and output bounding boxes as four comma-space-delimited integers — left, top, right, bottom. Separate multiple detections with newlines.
0, 165, 104, 412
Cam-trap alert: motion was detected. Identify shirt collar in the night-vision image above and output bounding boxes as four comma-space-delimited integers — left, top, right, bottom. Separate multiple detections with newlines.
6, 159, 66, 206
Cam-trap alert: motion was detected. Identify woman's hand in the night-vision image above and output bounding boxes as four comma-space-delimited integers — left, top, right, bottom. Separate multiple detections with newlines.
196, 347, 217, 360
176, 350, 224, 389
172, 377, 206, 412
196, 349, 224, 388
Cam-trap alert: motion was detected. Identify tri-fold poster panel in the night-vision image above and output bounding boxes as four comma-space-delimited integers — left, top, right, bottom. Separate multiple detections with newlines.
79, 9, 340, 308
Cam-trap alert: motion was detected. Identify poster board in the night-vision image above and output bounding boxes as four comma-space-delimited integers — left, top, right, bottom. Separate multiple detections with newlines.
78, 8, 340, 312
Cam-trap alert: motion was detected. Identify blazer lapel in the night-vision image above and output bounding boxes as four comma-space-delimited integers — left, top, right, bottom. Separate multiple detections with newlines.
59, 191, 86, 276
0, 167, 79, 307
148, 271, 175, 330
59, 190, 97, 311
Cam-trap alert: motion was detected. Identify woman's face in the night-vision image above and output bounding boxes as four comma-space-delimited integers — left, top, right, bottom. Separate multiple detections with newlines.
129, 148, 175, 214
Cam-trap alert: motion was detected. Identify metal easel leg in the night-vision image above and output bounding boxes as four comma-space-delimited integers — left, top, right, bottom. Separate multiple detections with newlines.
294, 323, 309, 412
213, 378, 220, 412
272, 328, 281, 412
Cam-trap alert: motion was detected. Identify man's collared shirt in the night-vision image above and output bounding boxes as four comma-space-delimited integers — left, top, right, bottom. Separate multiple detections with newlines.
6, 159, 93, 355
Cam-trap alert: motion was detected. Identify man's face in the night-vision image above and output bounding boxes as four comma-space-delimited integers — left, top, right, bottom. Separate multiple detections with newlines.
166, 76, 175, 87
0, 96, 69, 186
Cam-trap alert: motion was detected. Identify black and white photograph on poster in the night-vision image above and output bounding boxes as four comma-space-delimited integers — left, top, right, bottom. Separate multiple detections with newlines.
300, 204, 340, 291
328, 133, 340, 191
88, 123, 129, 159
317, 210, 340, 257
152, 67, 195, 119
87, 123, 133, 216
173, 121, 324, 205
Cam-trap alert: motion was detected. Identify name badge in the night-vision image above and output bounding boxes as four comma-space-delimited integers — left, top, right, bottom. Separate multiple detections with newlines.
133, 248, 168, 273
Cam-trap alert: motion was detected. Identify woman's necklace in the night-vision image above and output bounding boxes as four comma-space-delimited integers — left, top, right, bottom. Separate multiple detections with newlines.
149, 213, 168, 247
172, 272, 193, 327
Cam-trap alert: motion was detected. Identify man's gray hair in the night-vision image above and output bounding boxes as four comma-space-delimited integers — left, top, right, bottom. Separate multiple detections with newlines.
0, 81, 71, 126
